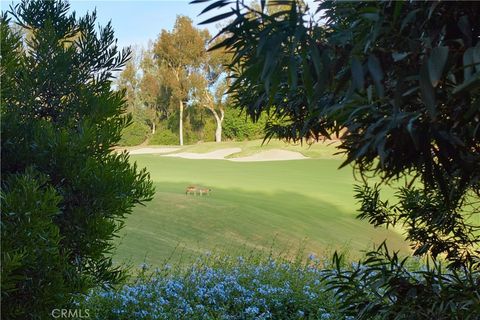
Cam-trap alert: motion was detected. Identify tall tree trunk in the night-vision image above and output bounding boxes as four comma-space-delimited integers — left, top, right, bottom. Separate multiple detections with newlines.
179, 100, 184, 146
152, 122, 155, 135
215, 121, 222, 142
209, 107, 224, 143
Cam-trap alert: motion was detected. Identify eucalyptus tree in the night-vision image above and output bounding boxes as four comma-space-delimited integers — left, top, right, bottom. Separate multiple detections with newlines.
118, 47, 163, 135
196, 35, 231, 142
117, 51, 140, 112
195, 0, 479, 317
153, 16, 210, 145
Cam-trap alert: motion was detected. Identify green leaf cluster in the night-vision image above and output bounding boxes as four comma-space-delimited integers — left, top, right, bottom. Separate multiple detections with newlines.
325, 243, 480, 320
118, 121, 150, 146
1, 1, 154, 318
223, 107, 268, 140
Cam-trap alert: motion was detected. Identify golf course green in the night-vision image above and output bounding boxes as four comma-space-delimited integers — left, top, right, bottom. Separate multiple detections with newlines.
114, 142, 410, 266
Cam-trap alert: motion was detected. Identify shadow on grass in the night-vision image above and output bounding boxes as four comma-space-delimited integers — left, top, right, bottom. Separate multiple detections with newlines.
113, 182, 410, 267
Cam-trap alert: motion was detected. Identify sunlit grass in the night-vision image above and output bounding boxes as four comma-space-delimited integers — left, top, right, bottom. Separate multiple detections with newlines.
114, 153, 409, 267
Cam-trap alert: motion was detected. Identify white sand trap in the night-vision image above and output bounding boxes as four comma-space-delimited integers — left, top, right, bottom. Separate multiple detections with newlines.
163, 148, 241, 159
129, 147, 181, 155
230, 149, 308, 162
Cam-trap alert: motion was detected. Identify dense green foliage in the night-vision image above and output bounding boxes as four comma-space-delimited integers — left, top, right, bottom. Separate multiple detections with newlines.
1, 169, 69, 318
325, 243, 480, 319
196, 0, 480, 318
120, 106, 266, 145
149, 127, 179, 145
119, 121, 150, 146
223, 108, 268, 140
0, 1, 154, 318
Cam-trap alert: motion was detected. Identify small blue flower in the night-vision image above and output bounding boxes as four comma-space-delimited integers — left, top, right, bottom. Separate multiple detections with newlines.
245, 306, 259, 315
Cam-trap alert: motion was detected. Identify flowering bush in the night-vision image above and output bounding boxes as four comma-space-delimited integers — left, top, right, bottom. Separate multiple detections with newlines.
79, 253, 350, 319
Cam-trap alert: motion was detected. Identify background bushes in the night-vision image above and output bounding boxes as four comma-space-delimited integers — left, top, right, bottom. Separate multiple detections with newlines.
149, 127, 178, 145
222, 108, 267, 141
124, 107, 267, 146
118, 121, 150, 146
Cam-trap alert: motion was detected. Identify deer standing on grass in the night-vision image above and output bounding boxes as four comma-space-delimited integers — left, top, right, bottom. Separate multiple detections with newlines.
185, 185, 197, 196
199, 188, 211, 196
185, 186, 211, 196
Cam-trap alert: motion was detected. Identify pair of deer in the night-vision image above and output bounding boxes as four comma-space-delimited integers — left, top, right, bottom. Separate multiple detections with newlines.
185, 185, 211, 196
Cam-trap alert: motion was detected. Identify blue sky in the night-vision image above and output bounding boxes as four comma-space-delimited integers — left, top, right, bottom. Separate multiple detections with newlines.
0, 0, 227, 50
66, 1, 215, 50
1, 0, 318, 51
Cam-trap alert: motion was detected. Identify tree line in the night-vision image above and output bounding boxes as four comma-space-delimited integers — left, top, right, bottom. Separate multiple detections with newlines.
116, 15, 266, 146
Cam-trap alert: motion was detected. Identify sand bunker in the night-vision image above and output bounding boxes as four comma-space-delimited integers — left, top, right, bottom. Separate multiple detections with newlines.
130, 147, 308, 161
162, 148, 241, 160
128, 147, 181, 155
230, 149, 308, 162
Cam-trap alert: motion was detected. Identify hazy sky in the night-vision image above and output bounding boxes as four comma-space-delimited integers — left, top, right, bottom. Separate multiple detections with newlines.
0, 0, 318, 51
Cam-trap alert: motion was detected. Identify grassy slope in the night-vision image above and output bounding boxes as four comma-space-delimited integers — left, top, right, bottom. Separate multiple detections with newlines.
114, 144, 409, 266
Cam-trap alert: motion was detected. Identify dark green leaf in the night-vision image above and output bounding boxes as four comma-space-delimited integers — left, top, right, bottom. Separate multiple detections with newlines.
199, 10, 235, 25
361, 13, 379, 22
458, 15, 472, 46
309, 41, 322, 78
463, 48, 474, 81
368, 54, 384, 97
427, 2, 439, 19
420, 63, 436, 119
368, 54, 383, 82
473, 42, 480, 73
367, 84, 373, 103
453, 71, 480, 95
428, 46, 448, 87
289, 56, 298, 90
400, 9, 421, 32
198, 1, 234, 16
406, 116, 420, 149
302, 56, 313, 102
392, 52, 409, 62
351, 57, 364, 91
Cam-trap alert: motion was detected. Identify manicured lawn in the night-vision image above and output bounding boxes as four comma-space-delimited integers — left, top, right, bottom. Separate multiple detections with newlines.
114, 143, 409, 266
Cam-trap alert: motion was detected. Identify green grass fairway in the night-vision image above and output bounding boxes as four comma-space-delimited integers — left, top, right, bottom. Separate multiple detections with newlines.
114, 148, 410, 266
